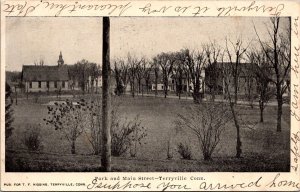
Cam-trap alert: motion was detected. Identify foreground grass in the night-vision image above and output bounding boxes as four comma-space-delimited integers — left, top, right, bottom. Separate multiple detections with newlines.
6, 149, 289, 172
6, 95, 290, 172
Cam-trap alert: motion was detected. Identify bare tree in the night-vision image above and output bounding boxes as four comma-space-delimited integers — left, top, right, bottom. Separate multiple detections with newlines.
118, 58, 129, 94
154, 52, 176, 98
170, 51, 187, 99
39, 59, 44, 66
68, 61, 99, 94
127, 54, 140, 98
172, 59, 184, 99
247, 49, 273, 122
254, 17, 291, 132
183, 62, 191, 98
143, 61, 153, 95
183, 49, 206, 103
204, 41, 221, 101
34, 58, 45, 66
152, 58, 160, 97
135, 57, 146, 95
73, 59, 89, 94
87, 63, 101, 94
113, 60, 124, 96
225, 37, 251, 104
221, 51, 242, 158
67, 65, 77, 95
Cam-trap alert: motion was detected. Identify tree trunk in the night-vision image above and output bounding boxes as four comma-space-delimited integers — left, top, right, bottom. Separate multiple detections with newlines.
71, 140, 76, 154
155, 81, 158, 97
131, 82, 135, 97
230, 102, 242, 158
234, 55, 239, 104
96, 125, 102, 155
234, 75, 238, 104
277, 96, 283, 132
233, 111, 242, 158
146, 80, 149, 94
211, 74, 216, 102
96, 78, 99, 93
226, 77, 242, 158
138, 80, 141, 94
178, 79, 182, 100
92, 78, 95, 94
203, 153, 212, 161
236, 134, 242, 158
193, 77, 201, 103
164, 76, 168, 98
187, 76, 190, 93
259, 102, 264, 123
222, 75, 225, 100
101, 17, 111, 172
212, 88, 215, 101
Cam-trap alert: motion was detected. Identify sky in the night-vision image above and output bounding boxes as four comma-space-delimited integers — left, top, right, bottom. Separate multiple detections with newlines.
5, 17, 290, 71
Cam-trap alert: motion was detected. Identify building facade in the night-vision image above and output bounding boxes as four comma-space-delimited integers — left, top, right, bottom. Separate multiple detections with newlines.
22, 52, 70, 92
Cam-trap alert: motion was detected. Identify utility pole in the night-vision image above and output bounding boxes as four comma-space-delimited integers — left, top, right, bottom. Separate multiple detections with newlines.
101, 17, 111, 172
15, 86, 18, 105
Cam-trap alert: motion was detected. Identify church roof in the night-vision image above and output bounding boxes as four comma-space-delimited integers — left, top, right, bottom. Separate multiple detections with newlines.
22, 65, 69, 81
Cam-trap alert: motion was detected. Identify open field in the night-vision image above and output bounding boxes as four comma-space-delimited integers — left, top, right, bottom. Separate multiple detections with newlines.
6, 95, 290, 172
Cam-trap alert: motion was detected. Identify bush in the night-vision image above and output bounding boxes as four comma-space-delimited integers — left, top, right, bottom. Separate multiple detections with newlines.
111, 114, 147, 157
23, 125, 43, 151
177, 142, 192, 160
82, 98, 102, 155
44, 99, 89, 154
83, 98, 147, 157
5, 83, 14, 140
175, 102, 232, 160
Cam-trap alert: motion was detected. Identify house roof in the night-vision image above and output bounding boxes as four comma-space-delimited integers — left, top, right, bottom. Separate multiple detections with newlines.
207, 62, 259, 77
22, 65, 69, 81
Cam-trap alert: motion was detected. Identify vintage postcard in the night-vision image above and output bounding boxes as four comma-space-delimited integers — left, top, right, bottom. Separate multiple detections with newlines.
1, 0, 300, 191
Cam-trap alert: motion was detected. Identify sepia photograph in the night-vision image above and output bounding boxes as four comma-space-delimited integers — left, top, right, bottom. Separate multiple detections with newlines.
5, 16, 291, 172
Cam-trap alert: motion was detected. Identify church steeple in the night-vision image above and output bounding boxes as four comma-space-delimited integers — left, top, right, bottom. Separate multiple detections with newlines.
57, 51, 64, 66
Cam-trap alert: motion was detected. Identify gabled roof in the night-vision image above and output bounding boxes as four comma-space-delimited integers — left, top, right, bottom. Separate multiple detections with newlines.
22, 65, 69, 81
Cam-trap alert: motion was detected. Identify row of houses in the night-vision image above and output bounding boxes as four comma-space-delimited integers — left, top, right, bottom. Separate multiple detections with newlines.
12, 52, 289, 97
149, 63, 256, 96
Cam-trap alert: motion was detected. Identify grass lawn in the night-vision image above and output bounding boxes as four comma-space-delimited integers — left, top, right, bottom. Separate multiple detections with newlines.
6, 95, 290, 172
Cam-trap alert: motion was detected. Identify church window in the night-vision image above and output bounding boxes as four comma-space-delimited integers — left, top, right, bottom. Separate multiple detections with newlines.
38, 81, 41, 88
29, 82, 32, 88
54, 81, 57, 88
62, 81, 65, 88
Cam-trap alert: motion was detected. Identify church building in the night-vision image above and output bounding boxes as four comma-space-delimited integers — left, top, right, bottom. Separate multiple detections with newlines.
22, 52, 70, 92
